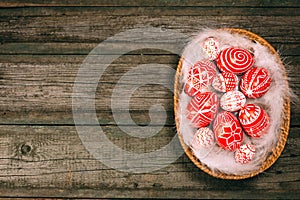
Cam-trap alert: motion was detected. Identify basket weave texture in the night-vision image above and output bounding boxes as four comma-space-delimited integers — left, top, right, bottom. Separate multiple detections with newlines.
174, 28, 290, 180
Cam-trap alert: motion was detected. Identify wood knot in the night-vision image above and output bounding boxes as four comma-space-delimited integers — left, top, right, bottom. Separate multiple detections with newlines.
20, 143, 32, 155
152, 183, 162, 188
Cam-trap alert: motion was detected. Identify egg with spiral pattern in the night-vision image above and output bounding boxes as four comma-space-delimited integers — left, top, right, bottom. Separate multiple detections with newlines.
217, 47, 254, 74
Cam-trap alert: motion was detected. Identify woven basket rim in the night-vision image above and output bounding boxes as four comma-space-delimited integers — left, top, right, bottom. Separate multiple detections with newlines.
174, 28, 291, 180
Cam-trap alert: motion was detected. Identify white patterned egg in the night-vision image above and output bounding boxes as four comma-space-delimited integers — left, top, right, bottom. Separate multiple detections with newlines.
235, 144, 256, 164
192, 127, 214, 149
220, 90, 246, 112
202, 37, 220, 60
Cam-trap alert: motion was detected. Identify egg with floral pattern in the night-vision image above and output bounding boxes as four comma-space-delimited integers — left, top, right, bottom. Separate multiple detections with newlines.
213, 111, 244, 151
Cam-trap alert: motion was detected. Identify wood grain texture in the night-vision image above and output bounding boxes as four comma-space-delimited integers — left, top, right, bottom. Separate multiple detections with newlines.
0, 0, 299, 198
0, 126, 299, 198
0, 62, 299, 126
0, 42, 299, 56
0, 55, 299, 126
1, 15, 299, 43
0, 0, 299, 7
1, 6, 299, 17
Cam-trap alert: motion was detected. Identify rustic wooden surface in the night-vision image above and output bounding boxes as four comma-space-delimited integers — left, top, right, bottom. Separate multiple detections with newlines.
0, 1, 299, 198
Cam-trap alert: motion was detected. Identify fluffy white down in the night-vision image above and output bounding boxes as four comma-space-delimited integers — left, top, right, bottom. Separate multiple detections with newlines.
178, 29, 289, 175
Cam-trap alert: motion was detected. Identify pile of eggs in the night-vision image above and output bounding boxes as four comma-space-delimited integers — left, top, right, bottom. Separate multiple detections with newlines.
186, 37, 272, 164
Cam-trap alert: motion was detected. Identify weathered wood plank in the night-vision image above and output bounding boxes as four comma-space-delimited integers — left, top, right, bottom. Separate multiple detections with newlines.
0, 16, 299, 43
0, 54, 299, 66
0, 6, 299, 17
0, 0, 299, 7
0, 111, 175, 126
0, 42, 299, 56
0, 188, 299, 199
0, 125, 298, 198
0, 60, 299, 125
0, 108, 299, 127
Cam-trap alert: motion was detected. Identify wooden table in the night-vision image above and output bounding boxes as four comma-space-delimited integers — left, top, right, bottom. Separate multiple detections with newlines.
0, 1, 299, 198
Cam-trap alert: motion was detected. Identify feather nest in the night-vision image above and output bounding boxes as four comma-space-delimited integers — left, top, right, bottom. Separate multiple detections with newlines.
177, 29, 290, 175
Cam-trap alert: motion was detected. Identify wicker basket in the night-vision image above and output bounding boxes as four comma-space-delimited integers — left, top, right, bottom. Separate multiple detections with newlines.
174, 28, 290, 180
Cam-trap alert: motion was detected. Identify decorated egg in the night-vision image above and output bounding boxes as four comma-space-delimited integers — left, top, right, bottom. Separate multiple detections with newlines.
240, 67, 272, 98
191, 127, 214, 149
212, 72, 239, 92
217, 47, 254, 74
213, 111, 244, 151
220, 90, 246, 112
238, 104, 270, 138
235, 144, 256, 164
187, 92, 219, 128
202, 37, 220, 60
184, 60, 217, 96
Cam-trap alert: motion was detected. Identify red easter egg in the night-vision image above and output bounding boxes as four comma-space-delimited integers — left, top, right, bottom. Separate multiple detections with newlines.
217, 47, 254, 74
192, 127, 214, 149
238, 104, 270, 138
235, 144, 256, 164
240, 67, 272, 98
202, 37, 220, 60
212, 72, 239, 92
220, 90, 246, 112
185, 60, 217, 96
187, 92, 219, 128
213, 111, 244, 151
